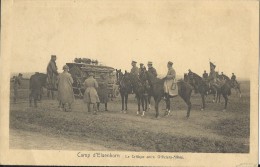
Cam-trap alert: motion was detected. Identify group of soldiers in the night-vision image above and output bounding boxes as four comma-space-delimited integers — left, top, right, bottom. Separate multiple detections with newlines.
12, 56, 239, 113
130, 60, 158, 78
129, 60, 177, 97
200, 62, 238, 86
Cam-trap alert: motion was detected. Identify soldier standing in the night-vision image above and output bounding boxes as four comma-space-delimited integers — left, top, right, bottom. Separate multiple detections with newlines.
57, 65, 75, 111
83, 72, 100, 114
47, 55, 59, 99
97, 74, 109, 111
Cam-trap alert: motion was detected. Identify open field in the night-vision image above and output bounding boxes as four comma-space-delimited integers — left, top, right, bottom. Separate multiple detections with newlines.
9, 80, 250, 152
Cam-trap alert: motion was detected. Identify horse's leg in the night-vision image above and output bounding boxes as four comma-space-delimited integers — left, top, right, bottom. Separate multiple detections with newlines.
201, 93, 205, 111
148, 95, 151, 111
218, 91, 221, 103
186, 96, 192, 118
47, 90, 50, 98
141, 96, 145, 116
137, 96, 140, 115
165, 95, 171, 116
181, 90, 192, 118
238, 86, 242, 98
29, 93, 33, 107
121, 93, 124, 112
51, 90, 54, 100
222, 93, 228, 111
34, 97, 37, 108
154, 97, 161, 118
125, 94, 128, 111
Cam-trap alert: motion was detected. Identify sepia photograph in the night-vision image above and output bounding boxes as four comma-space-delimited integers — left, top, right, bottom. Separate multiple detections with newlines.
0, 0, 258, 166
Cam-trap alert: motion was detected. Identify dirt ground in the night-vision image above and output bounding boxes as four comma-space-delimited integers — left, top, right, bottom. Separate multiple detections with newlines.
9, 80, 250, 152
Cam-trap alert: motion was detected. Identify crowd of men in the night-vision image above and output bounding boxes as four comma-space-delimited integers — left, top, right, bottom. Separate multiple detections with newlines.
12, 55, 239, 113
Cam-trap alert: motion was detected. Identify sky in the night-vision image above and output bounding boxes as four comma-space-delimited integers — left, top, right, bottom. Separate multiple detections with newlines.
9, 0, 257, 79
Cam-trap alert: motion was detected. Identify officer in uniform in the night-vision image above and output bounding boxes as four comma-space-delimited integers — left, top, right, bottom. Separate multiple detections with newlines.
130, 61, 139, 77
231, 73, 238, 86
147, 61, 157, 77
202, 70, 208, 80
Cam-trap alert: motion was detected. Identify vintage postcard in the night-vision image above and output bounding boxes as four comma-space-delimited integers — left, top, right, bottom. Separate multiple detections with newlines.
0, 0, 259, 166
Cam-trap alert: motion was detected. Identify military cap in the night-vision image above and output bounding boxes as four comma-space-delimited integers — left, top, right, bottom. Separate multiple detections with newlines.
168, 61, 173, 65
132, 61, 137, 64
148, 61, 153, 65
18, 73, 23, 76
51, 55, 56, 58
140, 63, 144, 66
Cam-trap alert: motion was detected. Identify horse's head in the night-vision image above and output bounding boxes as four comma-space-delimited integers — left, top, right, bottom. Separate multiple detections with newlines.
116, 69, 124, 84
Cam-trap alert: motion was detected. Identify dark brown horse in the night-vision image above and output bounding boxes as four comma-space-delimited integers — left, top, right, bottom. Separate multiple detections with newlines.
116, 70, 132, 112
145, 71, 193, 118
184, 72, 218, 110
29, 73, 48, 107
186, 71, 231, 111
129, 72, 150, 116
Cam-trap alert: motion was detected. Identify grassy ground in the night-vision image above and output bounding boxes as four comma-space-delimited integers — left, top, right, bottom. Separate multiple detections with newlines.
9, 80, 250, 152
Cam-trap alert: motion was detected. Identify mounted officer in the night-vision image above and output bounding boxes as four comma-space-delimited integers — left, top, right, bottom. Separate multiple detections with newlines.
139, 63, 146, 76
147, 61, 157, 77
208, 62, 217, 85
202, 70, 208, 80
164, 61, 177, 97
130, 61, 139, 77
231, 73, 238, 86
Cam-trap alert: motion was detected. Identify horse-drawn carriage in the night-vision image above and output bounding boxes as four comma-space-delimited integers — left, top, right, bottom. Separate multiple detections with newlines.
66, 58, 118, 98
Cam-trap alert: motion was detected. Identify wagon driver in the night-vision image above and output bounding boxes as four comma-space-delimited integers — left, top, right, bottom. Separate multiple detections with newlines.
83, 72, 100, 114
57, 65, 75, 111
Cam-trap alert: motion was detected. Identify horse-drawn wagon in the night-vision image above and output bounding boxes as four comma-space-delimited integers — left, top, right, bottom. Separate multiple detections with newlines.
66, 58, 118, 99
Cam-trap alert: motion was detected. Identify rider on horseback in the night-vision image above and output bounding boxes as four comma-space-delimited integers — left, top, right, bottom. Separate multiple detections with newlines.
231, 73, 238, 87
202, 70, 208, 80
164, 61, 177, 98
147, 61, 157, 77
208, 62, 218, 86
130, 61, 139, 77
